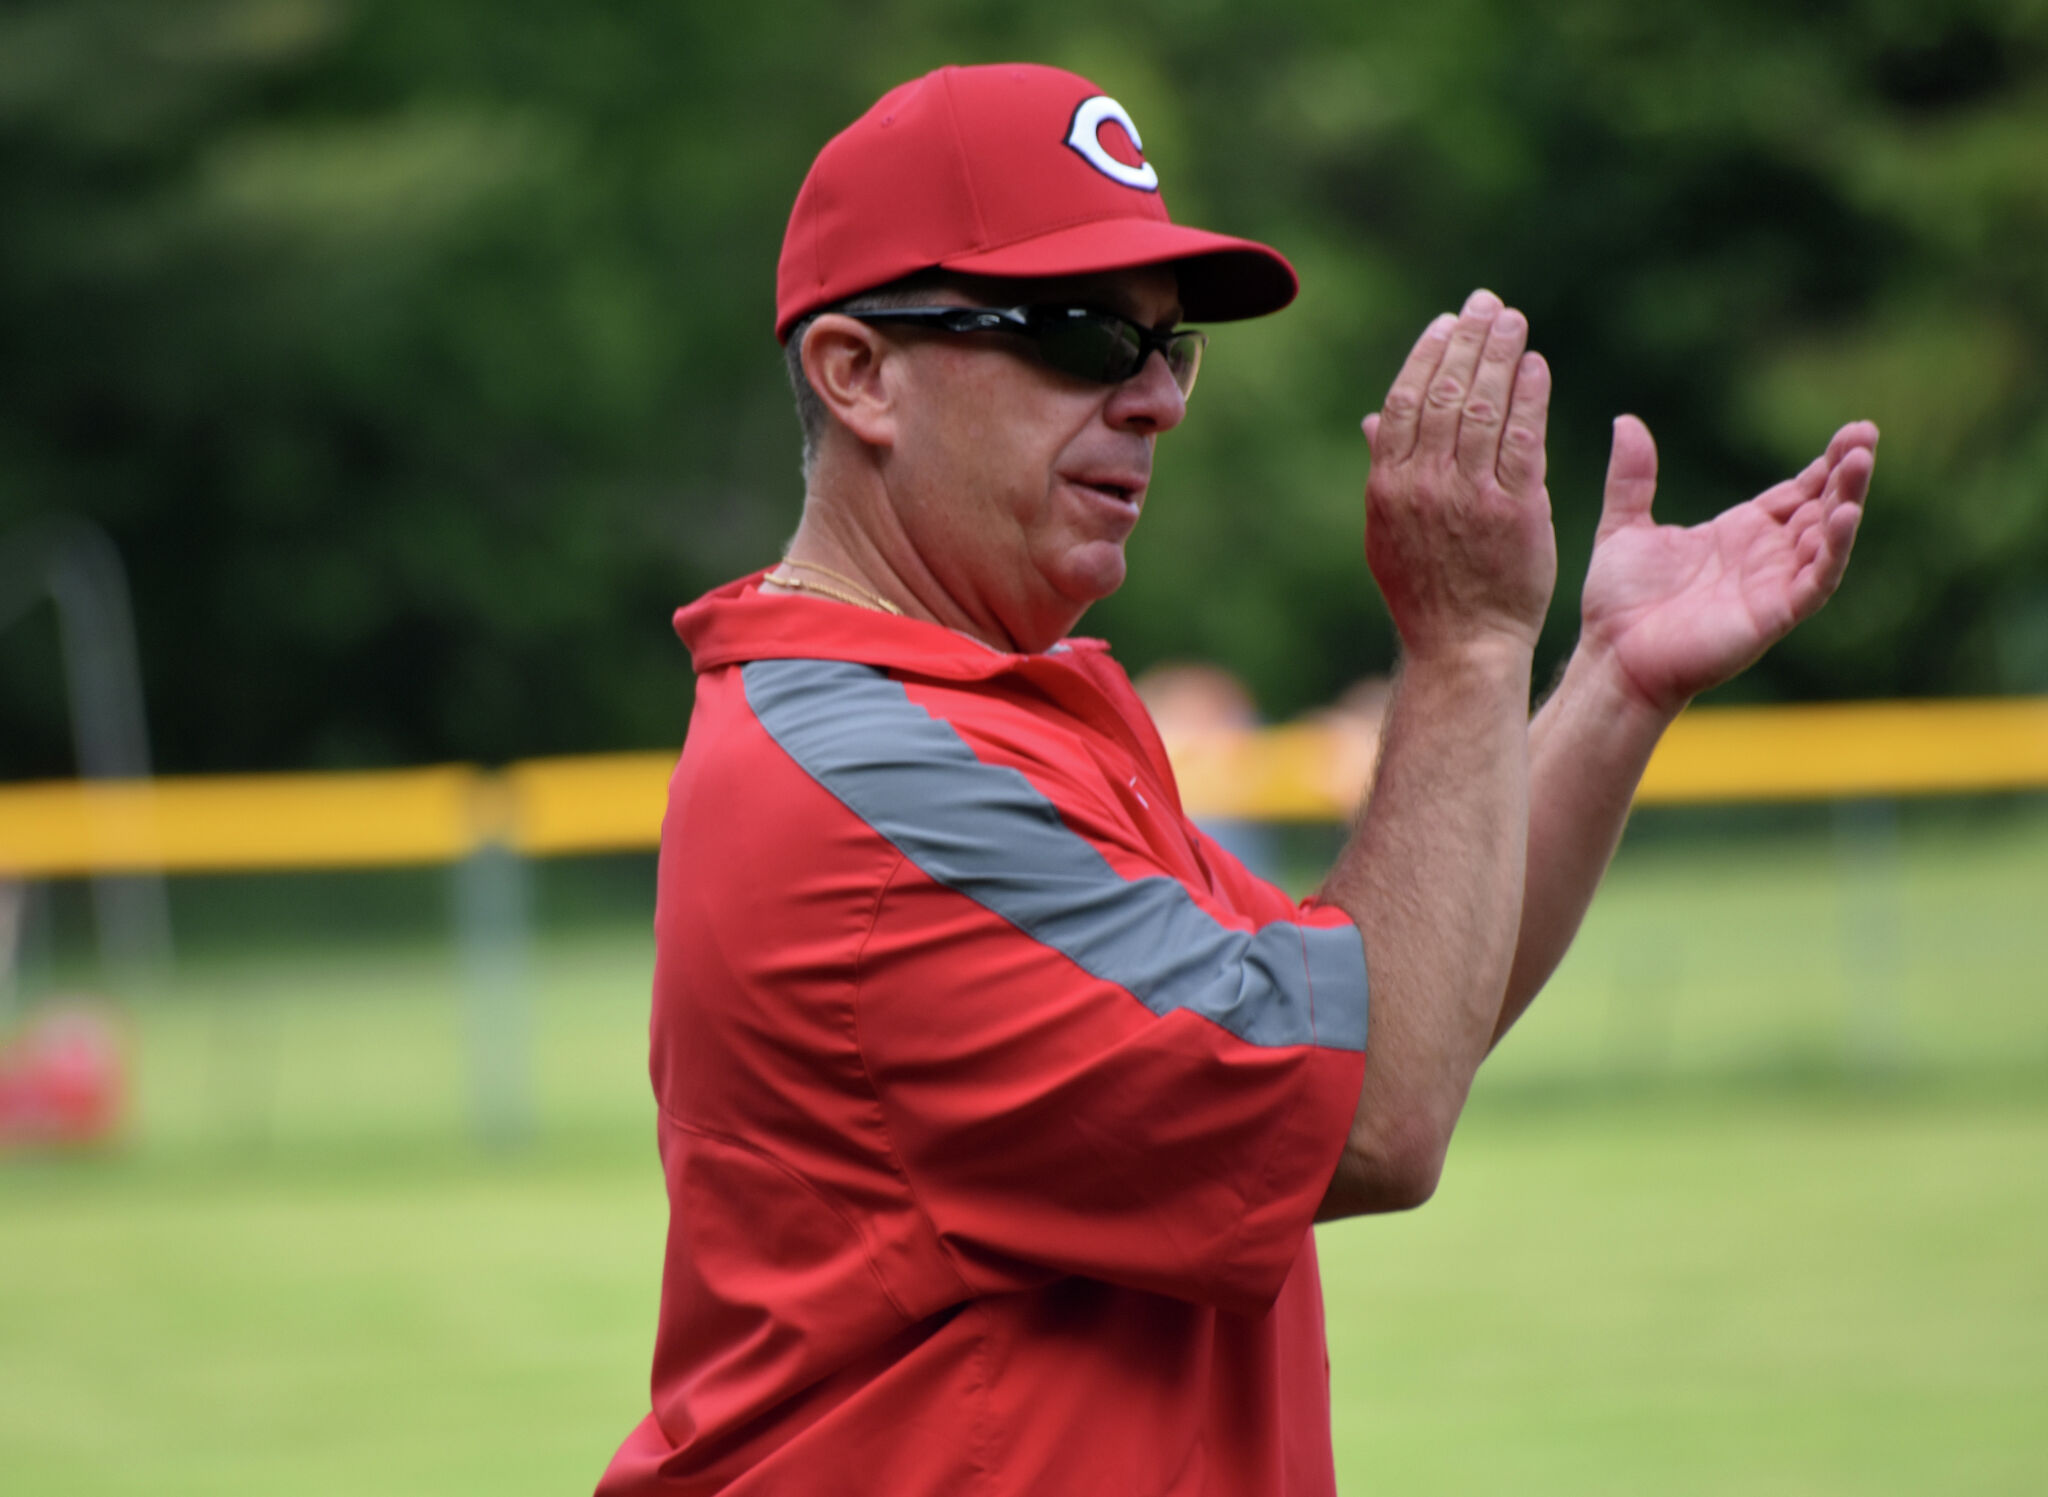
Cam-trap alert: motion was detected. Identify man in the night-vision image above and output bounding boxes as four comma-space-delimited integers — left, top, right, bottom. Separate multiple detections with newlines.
598, 63, 1875, 1495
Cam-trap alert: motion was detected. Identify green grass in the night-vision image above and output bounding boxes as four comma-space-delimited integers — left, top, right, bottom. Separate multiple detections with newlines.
1, 1145, 662, 1496
1323, 1094, 2048, 1495
1479, 799, 2048, 1088
3, 807, 2047, 1493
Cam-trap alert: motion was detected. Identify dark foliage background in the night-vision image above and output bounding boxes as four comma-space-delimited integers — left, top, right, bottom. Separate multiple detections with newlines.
4, 0, 2044, 775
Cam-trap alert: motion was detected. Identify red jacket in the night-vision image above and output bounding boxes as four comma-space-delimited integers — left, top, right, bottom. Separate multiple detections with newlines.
599, 575, 1369, 1495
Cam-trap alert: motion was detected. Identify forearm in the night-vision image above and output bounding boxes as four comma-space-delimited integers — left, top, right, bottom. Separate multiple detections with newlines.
1316, 637, 1535, 1218
1494, 643, 1678, 1042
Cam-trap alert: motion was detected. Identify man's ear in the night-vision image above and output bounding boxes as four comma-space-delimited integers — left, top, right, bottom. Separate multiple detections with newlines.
801, 315, 900, 450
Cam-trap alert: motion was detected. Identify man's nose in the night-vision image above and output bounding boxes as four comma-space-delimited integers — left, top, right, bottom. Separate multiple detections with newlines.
1104, 349, 1188, 434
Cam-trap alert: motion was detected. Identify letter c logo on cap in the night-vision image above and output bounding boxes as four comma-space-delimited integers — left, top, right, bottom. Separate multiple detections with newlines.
1064, 96, 1159, 192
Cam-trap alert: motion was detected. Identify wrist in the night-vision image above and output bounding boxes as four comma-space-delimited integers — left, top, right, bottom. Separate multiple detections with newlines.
1556, 639, 1685, 737
1400, 629, 1539, 686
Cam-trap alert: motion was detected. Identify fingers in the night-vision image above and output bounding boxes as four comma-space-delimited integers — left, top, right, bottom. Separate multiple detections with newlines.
1781, 434, 1874, 617
1762, 420, 1881, 520
1454, 306, 1531, 480
1826, 420, 1880, 466
1416, 289, 1502, 459
1825, 442, 1877, 512
1494, 353, 1550, 497
1792, 490, 1866, 615
1372, 312, 1457, 462
1597, 415, 1659, 538
1373, 289, 1548, 479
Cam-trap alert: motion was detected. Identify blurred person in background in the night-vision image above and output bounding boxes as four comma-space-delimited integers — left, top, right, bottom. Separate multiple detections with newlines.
1310, 674, 1394, 814
1132, 659, 1281, 879
598, 62, 1876, 1496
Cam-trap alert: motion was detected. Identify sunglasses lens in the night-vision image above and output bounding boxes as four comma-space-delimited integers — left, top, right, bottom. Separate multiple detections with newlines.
1031, 312, 1204, 397
1035, 315, 1143, 383
1164, 331, 1204, 397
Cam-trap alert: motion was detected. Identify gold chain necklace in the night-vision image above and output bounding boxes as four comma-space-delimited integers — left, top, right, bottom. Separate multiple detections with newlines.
764, 558, 904, 616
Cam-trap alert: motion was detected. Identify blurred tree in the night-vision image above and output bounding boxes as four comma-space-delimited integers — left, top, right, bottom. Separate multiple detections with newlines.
1, 0, 2042, 775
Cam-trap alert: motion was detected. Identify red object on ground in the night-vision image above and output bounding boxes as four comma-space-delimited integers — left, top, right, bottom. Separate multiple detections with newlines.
0, 1003, 127, 1148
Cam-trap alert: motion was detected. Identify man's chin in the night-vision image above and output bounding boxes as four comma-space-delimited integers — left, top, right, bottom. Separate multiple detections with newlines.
1005, 553, 1124, 652
1057, 546, 1129, 609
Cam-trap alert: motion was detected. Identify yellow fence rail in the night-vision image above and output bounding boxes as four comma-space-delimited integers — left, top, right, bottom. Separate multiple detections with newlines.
3, 697, 2045, 878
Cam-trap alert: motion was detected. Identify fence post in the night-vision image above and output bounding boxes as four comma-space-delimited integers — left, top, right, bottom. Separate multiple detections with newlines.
0, 516, 174, 994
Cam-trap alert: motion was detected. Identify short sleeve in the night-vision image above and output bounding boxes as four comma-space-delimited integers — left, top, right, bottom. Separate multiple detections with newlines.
744, 658, 1368, 1316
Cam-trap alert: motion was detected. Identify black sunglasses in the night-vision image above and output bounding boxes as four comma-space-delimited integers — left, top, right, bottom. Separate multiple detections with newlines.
845, 305, 1207, 397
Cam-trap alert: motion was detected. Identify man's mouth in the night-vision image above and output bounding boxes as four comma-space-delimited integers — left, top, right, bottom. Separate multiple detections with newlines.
1068, 476, 1145, 506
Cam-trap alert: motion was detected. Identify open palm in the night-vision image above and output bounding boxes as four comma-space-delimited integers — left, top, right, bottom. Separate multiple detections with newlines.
1582, 416, 1878, 715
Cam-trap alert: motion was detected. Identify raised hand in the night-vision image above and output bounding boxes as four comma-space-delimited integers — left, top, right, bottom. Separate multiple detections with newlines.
1579, 416, 1878, 716
1328, 291, 1561, 1218
1362, 290, 1558, 660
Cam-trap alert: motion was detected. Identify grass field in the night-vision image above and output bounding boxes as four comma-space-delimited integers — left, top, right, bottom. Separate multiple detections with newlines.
3, 803, 2046, 1494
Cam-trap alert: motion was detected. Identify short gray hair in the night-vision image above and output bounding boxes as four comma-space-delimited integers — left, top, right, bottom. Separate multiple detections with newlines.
783, 268, 967, 479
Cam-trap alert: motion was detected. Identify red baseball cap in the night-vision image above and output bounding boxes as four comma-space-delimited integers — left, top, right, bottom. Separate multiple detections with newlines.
775, 64, 1298, 342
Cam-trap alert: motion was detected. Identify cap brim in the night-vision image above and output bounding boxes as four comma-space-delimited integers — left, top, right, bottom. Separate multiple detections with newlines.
938, 218, 1297, 322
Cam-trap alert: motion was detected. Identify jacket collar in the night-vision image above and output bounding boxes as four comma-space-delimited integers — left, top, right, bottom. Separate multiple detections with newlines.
675, 571, 1110, 681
